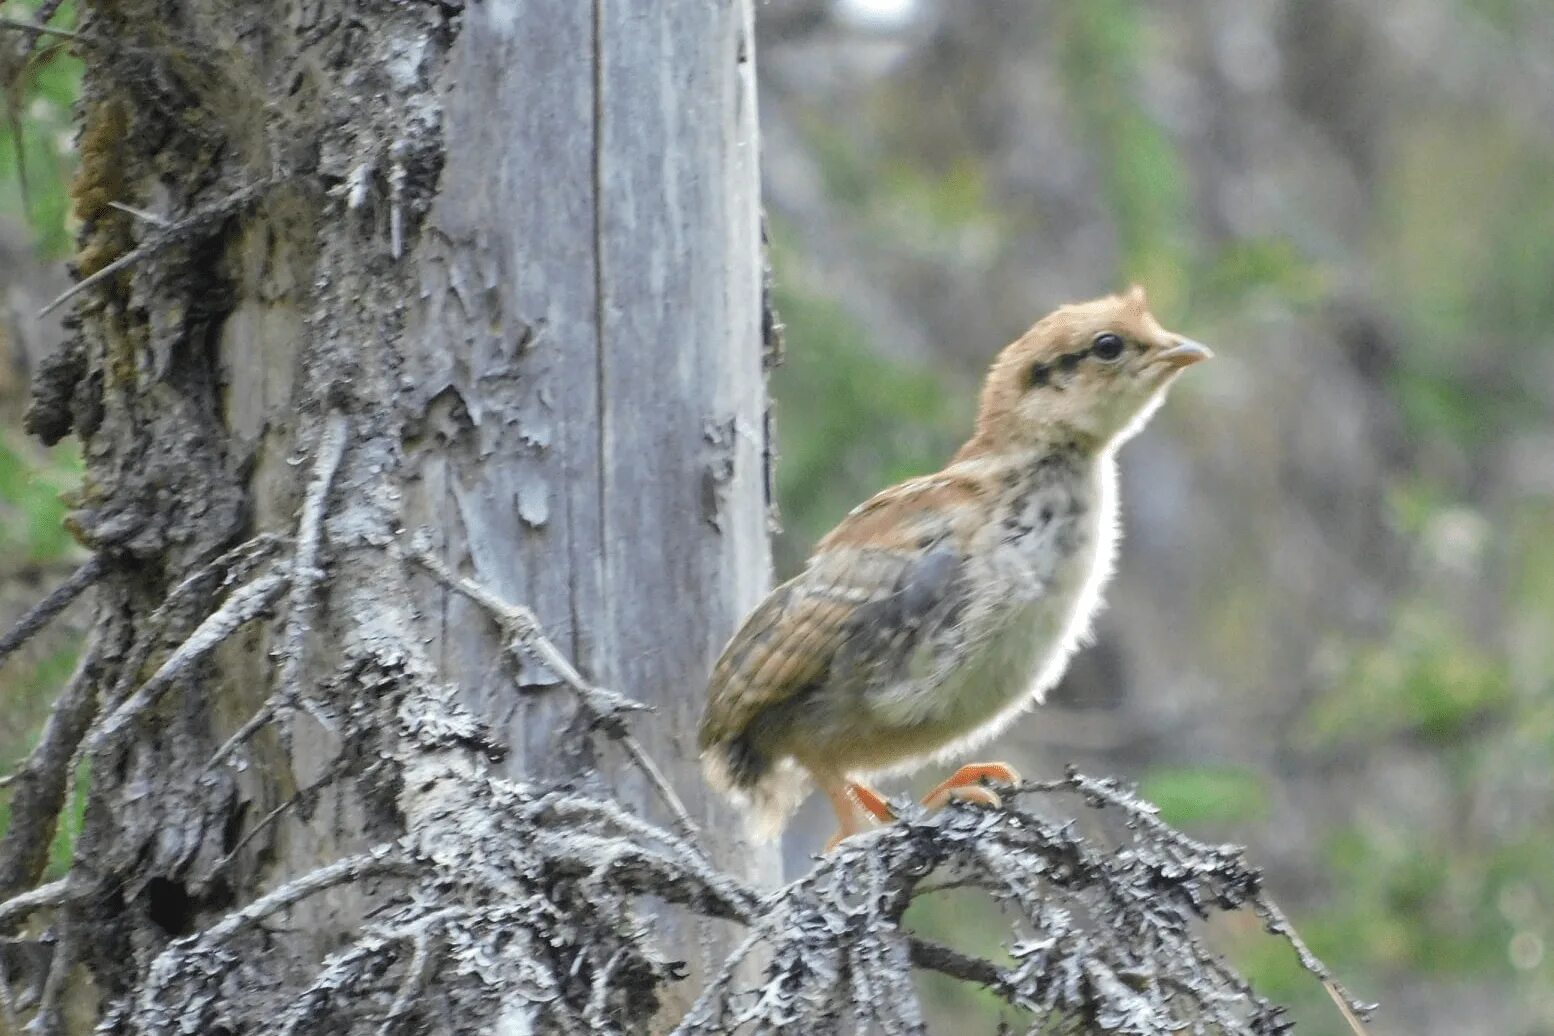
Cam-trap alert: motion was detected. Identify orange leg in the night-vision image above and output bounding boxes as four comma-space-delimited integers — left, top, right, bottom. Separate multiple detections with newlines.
921, 761, 1021, 812
821, 781, 896, 852
848, 782, 896, 823
821, 782, 866, 853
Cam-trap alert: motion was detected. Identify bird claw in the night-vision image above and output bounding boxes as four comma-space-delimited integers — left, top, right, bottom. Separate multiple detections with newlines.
921, 761, 1021, 812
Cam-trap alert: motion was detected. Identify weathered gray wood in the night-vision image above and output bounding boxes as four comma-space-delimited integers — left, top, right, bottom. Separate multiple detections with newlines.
11, 0, 777, 1029
405, 0, 779, 1008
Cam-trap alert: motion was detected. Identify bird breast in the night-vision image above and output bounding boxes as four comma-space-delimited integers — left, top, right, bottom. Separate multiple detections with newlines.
866, 454, 1119, 760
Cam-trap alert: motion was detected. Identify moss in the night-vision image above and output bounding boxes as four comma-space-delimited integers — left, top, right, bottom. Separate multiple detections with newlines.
69, 96, 130, 278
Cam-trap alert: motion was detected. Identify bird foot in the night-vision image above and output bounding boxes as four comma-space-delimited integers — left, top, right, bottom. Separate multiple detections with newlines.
848, 782, 897, 822
822, 781, 896, 852
921, 761, 1021, 812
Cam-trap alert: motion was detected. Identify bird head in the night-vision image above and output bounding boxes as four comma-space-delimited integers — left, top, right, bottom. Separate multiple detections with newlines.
963, 286, 1211, 457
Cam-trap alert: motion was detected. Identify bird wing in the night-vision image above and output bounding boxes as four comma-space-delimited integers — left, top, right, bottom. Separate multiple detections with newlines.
698, 472, 981, 752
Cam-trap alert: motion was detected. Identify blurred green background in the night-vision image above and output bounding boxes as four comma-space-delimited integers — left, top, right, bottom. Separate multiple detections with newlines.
5, 0, 1554, 1032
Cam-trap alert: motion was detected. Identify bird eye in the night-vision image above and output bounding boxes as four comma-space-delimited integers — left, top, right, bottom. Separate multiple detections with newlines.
1092, 333, 1125, 361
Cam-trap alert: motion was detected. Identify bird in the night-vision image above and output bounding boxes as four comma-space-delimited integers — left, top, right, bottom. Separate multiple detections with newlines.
698, 286, 1212, 847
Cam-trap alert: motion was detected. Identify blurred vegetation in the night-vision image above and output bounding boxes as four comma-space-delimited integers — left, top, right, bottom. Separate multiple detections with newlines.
1, 0, 81, 256
0, 0, 86, 877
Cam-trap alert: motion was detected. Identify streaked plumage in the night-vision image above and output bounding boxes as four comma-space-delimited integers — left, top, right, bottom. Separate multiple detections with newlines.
700, 287, 1211, 842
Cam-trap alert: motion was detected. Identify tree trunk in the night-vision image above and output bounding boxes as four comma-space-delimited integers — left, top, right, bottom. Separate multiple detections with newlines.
4, 0, 777, 1030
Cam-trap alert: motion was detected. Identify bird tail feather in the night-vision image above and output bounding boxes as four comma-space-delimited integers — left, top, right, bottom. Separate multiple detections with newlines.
700, 739, 809, 842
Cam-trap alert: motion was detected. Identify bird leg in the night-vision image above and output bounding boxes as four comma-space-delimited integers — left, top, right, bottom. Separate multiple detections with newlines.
848, 782, 896, 822
821, 781, 895, 852
921, 761, 1021, 812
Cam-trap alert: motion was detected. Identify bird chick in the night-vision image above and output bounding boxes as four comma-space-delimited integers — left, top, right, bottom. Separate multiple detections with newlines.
699, 286, 1211, 845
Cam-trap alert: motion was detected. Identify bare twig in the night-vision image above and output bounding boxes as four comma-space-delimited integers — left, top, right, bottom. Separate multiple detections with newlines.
1259, 895, 1374, 1032
99, 532, 285, 710
199, 848, 414, 946
275, 413, 350, 739
407, 546, 643, 720
0, 556, 103, 671
1015, 769, 1376, 1029
0, 879, 81, 933
39, 179, 275, 317
209, 417, 349, 768
87, 568, 291, 754
106, 200, 169, 227
405, 545, 700, 843
907, 936, 1010, 989
1325, 980, 1373, 1036
0, 626, 110, 899
26, 916, 79, 1036
210, 756, 354, 874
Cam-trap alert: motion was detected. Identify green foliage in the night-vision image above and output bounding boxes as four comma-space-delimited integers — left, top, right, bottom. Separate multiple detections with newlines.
1303, 603, 1509, 750
1139, 765, 1269, 827
768, 232, 968, 574
1056, 0, 1191, 301
0, 0, 82, 256
0, 436, 80, 563
1194, 237, 1330, 312
1380, 118, 1554, 449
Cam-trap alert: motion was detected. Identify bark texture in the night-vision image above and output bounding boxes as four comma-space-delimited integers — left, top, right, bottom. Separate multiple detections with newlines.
4, 0, 778, 1030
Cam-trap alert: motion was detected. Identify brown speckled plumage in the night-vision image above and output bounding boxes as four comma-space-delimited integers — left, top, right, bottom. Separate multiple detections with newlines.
699, 288, 1211, 843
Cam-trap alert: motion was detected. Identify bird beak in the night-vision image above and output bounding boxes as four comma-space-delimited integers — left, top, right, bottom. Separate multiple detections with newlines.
1154, 337, 1214, 369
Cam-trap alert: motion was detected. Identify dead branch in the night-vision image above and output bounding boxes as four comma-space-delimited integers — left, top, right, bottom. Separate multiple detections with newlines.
87, 567, 291, 755
0, 555, 103, 671
204, 848, 414, 945
373, 907, 452, 1036
275, 413, 349, 726
39, 180, 276, 317
0, 879, 82, 933
208, 419, 349, 768
105, 201, 169, 227
27, 915, 79, 1036
1037, 769, 1374, 1027
210, 756, 357, 877
72, 560, 1371, 1035
405, 543, 700, 843
0, 626, 111, 900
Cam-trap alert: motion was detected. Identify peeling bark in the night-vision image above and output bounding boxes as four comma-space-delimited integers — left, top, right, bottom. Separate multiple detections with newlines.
3, 0, 775, 1030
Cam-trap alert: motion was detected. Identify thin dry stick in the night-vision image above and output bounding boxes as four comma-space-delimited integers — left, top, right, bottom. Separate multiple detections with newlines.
112, 533, 287, 691
28, 914, 80, 1036
87, 568, 291, 754
107, 200, 169, 227
209, 416, 349, 768
0, 555, 104, 671
198, 848, 415, 946
1016, 771, 1375, 1031
274, 413, 350, 737
39, 179, 275, 317
1325, 980, 1372, 1036
0, 877, 80, 932
210, 755, 355, 874
1257, 894, 1373, 1033
0, 627, 108, 895
407, 546, 700, 843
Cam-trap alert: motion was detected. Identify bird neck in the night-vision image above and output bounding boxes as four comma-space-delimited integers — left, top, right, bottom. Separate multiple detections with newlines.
951, 423, 1106, 467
